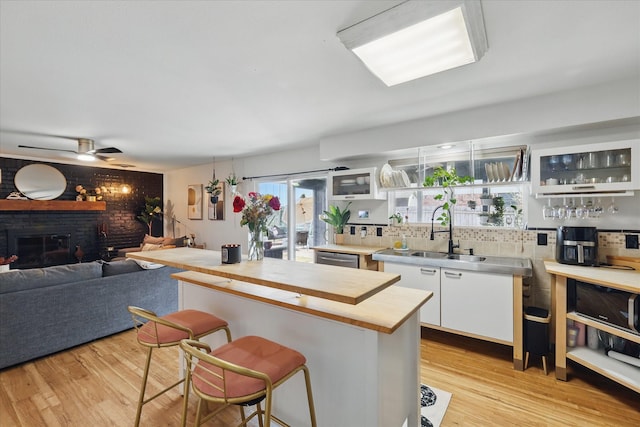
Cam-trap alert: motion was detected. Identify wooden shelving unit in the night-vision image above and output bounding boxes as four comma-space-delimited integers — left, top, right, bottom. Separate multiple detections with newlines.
0, 200, 106, 211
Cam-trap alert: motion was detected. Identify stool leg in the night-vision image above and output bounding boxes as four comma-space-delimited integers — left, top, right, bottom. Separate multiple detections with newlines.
542, 356, 548, 375
302, 366, 317, 427
180, 356, 193, 427
135, 347, 154, 427
524, 352, 529, 370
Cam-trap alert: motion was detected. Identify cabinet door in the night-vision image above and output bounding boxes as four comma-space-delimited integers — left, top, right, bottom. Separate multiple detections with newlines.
441, 269, 513, 342
384, 262, 440, 326
531, 139, 639, 196
329, 168, 386, 200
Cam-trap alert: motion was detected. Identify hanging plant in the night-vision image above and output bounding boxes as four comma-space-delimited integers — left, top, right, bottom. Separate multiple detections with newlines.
423, 167, 472, 226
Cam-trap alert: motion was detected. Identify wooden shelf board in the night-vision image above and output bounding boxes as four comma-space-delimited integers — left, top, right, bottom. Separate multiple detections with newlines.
0, 200, 106, 211
567, 312, 640, 344
567, 347, 640, 393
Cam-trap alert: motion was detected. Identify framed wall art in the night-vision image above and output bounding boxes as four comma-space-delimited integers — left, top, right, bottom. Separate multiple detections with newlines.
187, 184, 203, 220
208, 182, 225, 220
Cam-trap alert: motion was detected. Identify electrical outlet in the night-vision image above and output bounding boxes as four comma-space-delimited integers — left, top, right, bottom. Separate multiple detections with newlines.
625, 234, 639, 249
350, 226, 356, 235
376, 227, 383, 237
537, 233, 548, 246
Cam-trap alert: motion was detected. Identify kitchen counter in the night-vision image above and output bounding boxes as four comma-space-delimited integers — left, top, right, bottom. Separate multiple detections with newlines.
373, 248, 533, 277
127, 247, 428, 426
127, 247, 399, 304
311, 244, 386, 271
310, 244, 386, 255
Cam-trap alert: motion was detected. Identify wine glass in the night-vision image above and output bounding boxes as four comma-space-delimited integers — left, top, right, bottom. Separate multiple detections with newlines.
592, 198, 603, 219
543, 199, 555, 220
607, 197, 619, 215
576, 197, 589, 220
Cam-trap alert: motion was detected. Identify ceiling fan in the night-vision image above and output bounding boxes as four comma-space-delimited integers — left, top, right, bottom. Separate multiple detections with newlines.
18, 137, 122, 162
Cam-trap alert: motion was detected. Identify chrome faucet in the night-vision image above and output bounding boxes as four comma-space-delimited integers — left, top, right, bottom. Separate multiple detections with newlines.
430, 204, 459, 255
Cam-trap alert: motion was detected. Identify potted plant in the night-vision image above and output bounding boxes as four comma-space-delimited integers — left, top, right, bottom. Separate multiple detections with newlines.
320, 202, 351, 244
423, 167, 472, 226
137, 196, 162, 236
488, 196, 505, 226
226, 173, 239, 194
205, 178, 222, 204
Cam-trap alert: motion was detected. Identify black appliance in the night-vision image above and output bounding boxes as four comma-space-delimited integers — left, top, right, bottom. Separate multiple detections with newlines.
556, 226, 598, 266
221, 244, 241, 264
568, 279, 639, 335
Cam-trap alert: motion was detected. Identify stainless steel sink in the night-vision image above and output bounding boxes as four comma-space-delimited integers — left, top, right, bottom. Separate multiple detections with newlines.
446, 254, 486, 262
410, 251, 447, 258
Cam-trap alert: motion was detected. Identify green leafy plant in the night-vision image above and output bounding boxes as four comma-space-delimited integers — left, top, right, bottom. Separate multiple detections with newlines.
205, 179, 222, 197
226, 173, 239, 186
423, 167, 472, 226
137, 196, 162, 235
389, 212, 403, 224
488, 196, 505, 226
320, 202, 351, 234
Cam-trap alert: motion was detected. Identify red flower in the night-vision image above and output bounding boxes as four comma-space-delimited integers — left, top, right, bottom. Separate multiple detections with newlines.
268, 196, 281, 211
233, 195, 246, 213
248, 192, 258, 199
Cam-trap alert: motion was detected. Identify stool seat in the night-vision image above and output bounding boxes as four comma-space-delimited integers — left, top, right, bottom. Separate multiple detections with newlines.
193, 336, 306, 400
138, 309, 229, 346
128, 306, 232, 427
181, 336, 317, 427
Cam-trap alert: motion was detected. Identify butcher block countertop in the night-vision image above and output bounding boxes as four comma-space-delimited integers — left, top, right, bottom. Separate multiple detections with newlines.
544, 260, 640, 292
310, 244, 386, 255
173, 270, 431, 334
127, 247, 400, 305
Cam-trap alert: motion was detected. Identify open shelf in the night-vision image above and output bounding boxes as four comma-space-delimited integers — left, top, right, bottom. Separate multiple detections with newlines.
567, 347, 640, 393
0, 200, 106, 211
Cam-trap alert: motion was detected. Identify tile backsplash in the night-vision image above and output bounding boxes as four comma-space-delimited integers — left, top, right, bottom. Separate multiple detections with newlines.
344, 225, 639, 310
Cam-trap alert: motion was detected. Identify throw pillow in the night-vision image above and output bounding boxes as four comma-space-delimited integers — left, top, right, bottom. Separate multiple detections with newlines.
143, 234, 165, 245
141, 243, 163, 251
132, 259, 165, 270
102, 260, 144, 277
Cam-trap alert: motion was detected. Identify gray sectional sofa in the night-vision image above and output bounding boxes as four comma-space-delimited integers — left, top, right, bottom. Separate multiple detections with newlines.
0, 260, 181, 369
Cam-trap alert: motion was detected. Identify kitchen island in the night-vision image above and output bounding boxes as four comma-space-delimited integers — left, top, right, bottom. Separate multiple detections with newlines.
127, 247, 432, 427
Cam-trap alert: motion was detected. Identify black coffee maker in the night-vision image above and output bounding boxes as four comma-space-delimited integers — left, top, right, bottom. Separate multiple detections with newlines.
556, 226, 598, 266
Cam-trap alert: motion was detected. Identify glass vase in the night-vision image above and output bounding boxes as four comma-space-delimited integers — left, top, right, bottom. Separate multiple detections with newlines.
248, 228, 264, 261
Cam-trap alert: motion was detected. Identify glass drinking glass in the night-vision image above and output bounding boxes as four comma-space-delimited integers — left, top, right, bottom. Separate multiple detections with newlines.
576, 197, 589, 220
607, 197, 619, 215
543, 199, 555, 220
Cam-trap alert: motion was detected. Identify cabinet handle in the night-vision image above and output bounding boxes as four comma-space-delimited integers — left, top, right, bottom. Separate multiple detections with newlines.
572, 185, 596, 190
343, 195, 355, 199
420, 268, 437, 275
444, 271, 462, 279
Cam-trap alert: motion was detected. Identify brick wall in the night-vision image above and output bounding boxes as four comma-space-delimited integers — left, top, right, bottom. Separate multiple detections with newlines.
0, 157, 163, 263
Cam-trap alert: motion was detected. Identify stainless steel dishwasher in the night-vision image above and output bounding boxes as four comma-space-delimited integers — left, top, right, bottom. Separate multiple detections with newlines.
315, 251, 359, 269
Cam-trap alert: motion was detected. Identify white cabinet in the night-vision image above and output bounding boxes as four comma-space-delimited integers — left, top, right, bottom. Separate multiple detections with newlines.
440, 268, 514, 343
531, 139, 639, 197
329, 167, 386, 200
384, 262, 440, 326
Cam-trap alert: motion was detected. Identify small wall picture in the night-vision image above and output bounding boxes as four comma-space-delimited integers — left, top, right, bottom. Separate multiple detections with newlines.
187, 184, 202, 220
208, 182, 225, 220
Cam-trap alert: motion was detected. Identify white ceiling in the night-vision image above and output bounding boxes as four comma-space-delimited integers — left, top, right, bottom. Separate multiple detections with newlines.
1, 0, 639, 171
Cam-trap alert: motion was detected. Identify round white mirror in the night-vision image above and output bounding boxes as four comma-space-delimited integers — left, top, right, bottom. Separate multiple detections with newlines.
14, 164, 67, 200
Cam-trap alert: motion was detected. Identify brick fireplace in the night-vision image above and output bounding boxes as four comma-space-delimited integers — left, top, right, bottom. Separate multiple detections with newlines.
0, 157, 163, 265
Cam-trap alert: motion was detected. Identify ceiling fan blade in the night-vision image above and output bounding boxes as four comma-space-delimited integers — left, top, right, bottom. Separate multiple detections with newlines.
94, 147, 122, 154
18, 144, 77, 154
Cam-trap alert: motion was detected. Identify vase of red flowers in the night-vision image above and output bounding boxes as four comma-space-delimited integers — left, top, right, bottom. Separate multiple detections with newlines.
233, 192, 281, 260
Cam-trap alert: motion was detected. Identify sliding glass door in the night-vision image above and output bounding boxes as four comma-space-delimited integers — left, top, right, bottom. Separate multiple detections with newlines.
258, 175, 327, 262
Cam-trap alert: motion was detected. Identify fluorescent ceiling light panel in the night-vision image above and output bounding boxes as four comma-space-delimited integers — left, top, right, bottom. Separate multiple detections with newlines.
338, 0, 487, 86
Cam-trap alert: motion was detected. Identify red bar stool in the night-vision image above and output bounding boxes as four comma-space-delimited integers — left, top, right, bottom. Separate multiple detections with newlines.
128, 306, 232, 427
181, 336, 317, 427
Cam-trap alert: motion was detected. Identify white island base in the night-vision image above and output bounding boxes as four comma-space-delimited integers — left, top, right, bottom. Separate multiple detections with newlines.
176, 272, 423, 427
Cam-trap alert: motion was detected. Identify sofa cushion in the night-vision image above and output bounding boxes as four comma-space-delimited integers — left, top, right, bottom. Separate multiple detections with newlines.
102, 260, 144, 277
0, 262, 103, 294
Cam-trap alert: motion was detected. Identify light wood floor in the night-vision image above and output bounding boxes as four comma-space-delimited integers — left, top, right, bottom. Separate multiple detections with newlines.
1, 328, 638, 426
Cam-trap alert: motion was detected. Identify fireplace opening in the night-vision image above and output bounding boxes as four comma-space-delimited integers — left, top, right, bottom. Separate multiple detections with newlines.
8, 230, 74, 269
